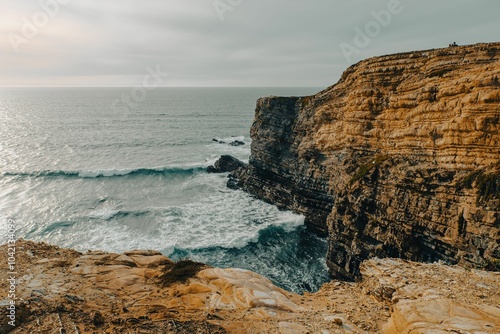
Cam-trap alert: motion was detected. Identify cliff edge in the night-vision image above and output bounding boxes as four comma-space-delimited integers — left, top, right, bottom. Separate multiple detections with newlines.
1, 240, 498, 333
230, 42, 500, 280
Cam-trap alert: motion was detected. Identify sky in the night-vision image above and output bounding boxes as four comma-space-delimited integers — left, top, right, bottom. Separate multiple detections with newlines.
1, 0, 499, 87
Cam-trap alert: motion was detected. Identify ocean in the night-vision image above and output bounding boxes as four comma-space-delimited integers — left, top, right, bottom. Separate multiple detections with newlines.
0, 87, 330, 293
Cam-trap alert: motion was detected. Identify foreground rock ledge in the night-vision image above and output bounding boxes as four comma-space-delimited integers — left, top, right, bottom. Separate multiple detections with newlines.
1, 241, 498, 333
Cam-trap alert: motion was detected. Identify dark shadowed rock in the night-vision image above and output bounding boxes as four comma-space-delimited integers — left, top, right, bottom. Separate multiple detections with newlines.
212, 138, 226, 144
229, 140, 245, 146
212, 138, 245, 146
207, 155, 246, 173
93, 311, 105, 327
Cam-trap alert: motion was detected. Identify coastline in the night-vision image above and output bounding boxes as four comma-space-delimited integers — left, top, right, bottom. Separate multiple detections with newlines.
1, 42, 499, 333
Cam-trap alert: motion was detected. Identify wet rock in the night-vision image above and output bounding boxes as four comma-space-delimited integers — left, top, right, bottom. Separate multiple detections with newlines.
212, 138, 225, 143
212, 138, 245, 146
207, 155, 246, 173
229, 140, 245, 146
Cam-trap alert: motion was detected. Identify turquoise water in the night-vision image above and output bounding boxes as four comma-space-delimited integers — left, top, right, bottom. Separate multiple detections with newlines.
0, 87, 330, 293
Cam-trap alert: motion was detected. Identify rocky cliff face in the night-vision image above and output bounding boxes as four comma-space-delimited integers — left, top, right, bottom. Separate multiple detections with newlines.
230, 42, 500, 280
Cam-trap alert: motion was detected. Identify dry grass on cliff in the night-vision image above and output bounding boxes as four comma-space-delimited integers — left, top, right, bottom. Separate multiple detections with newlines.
349, 155, 390, 185
458, 169, 500, 203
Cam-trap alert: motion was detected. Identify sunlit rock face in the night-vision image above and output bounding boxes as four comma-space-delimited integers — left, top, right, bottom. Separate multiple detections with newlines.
230, 42, 500, 280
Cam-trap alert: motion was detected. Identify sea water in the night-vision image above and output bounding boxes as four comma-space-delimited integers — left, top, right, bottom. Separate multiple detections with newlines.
0, 87, 330, 293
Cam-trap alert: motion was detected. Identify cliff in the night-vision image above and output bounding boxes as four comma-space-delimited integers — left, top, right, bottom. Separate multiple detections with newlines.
230, 42, 500, 280
1, 240, 499, 333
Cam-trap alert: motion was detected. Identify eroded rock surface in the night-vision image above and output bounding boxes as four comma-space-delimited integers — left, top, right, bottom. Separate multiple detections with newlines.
1, 240, 498, 333
230, 42, 500, 280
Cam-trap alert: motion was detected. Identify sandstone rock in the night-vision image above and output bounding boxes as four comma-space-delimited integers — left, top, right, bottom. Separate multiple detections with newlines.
197, 267, 303, 313
1, 240, 498, 333
360, 258, 500, 333
383, 298, 499, 334
278, 321, 308, 334
230, 42, 500, 279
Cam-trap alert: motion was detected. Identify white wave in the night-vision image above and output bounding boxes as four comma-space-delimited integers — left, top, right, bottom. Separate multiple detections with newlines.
273, 211, 305, 231
88, 207, 121, 220
9, 160, 301, 256
20, 174, 305, 255
208, 144, 251, 162
152, 187, 305, 252
213, 135, 246, 143
78, 169, 135, 178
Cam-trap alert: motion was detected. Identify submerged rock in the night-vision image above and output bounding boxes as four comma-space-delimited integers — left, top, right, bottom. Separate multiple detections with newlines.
213, 138, 226, 144
207, 155, 246, 173
212, 138, 245, 146
229, 140, 245, 146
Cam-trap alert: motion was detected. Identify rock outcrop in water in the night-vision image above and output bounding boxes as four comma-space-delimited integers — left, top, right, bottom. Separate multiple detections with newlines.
230, 42, 500, 280
1, 240, 499, 333
207, 155, 246, 173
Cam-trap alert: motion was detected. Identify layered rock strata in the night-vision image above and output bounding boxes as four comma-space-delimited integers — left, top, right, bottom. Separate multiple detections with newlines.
1, 240, 499, 333
230, 42, 500, 280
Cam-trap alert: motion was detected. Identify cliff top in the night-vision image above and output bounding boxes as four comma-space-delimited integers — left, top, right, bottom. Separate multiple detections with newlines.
325, 42, 500, 93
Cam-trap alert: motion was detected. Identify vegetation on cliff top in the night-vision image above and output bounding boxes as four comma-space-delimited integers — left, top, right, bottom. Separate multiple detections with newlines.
458, 169, 500, 201
349, 155, 389, 185
300, 95, 314, 108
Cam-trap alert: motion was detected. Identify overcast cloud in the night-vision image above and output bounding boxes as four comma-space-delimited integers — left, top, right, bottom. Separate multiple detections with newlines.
1, 0, 499, 87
